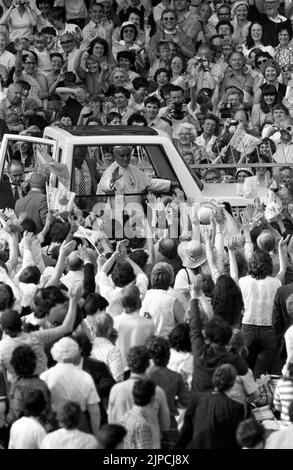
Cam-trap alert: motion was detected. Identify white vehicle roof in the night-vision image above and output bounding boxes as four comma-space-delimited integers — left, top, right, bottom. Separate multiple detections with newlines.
43, 125, 171, 145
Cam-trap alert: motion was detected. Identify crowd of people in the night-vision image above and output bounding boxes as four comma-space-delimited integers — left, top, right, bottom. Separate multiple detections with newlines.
1, 0, 293, 452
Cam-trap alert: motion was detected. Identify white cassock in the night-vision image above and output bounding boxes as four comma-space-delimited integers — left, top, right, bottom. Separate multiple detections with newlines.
97, 162, 171, 208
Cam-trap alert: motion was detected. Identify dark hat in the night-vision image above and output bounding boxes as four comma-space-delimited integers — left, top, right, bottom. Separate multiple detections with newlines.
29, 172, 48, 189
0, 309, 22, 330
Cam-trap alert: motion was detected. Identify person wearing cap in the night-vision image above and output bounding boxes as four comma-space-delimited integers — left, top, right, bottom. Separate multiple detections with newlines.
174, 239, 210, 306
41, 337, 101, 438
15, 171, 48, 234
112, 21, 142, 60
235, 167, 254, 183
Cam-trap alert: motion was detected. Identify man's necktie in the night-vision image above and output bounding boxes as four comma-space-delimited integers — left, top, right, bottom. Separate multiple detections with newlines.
13, 186, 19, 202
79, 168, 86, 195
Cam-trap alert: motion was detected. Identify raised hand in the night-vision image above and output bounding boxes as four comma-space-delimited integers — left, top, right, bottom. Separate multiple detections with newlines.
4, 209, 17, 225
0, 266, 11, 283
116, 239, 129, 257
22, 231, 35, 250
68, 283, 83, 302
60, 239, 77, 257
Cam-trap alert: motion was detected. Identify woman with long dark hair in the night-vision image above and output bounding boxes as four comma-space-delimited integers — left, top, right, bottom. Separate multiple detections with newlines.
211, 274, 244, 329
251, 84, 279, 134
243, 22, 274, 57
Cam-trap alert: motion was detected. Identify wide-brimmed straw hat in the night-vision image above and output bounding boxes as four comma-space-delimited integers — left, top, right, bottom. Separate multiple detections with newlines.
178, 239, 207, 269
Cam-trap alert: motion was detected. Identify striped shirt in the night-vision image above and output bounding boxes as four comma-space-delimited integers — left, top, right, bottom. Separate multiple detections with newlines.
274, 378, 293, 421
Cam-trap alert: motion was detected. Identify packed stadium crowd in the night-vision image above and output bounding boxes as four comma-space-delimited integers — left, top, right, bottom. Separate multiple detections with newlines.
1, 0, 293, 451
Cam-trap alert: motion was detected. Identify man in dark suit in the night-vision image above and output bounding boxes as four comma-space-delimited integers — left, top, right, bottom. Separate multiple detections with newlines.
15, 172, 48, 233
72, 146, 98, 196
271, 283, 293, 374
6, 160, 27, 207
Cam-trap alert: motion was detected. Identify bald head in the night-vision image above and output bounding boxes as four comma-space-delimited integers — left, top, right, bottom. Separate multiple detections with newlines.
7, 83, 22, 105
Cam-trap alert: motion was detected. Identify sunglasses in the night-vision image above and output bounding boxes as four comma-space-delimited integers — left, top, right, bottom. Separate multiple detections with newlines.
61, 40, 73, 45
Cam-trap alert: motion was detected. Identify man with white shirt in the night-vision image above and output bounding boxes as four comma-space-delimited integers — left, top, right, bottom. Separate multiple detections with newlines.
81, 2, 112, 45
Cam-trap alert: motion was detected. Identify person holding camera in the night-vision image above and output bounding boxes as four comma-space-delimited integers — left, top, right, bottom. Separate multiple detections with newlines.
159, 84, 200, 138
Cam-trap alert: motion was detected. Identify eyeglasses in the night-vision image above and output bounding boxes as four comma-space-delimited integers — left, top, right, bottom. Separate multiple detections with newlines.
257, 59, 267, 65
61, 40, 73, 45
163, 17, 176, 20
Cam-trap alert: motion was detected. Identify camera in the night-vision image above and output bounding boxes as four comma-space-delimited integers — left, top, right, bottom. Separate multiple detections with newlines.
195, 56, 210, 72
227, 119, 239, 133
171, 102, 185, 120
220, 103, 232, 119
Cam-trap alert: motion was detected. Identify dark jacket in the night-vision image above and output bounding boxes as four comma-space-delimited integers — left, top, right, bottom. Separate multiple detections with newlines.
82, 357, 116, 425
72, 159, 98, 195
15, 189, 48, 233
177, 390, 245, 449
189, 299, 248, 393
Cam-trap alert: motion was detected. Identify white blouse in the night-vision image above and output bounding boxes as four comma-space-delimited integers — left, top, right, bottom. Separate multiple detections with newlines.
239, 275, 281, 326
